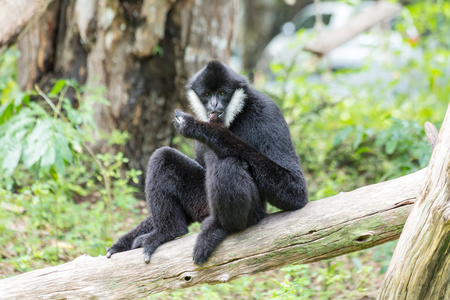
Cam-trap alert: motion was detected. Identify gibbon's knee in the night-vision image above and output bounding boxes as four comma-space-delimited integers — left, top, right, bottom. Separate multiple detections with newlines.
147, 147, 177, 175
145, 147, 183, 193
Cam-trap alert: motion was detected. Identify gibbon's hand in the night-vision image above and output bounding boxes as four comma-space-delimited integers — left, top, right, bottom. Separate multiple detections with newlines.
173, 109, 198, 138
174, 109, 242, 158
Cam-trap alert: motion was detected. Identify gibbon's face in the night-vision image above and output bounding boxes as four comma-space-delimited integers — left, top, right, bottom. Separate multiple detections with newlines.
186, 61, 247, 127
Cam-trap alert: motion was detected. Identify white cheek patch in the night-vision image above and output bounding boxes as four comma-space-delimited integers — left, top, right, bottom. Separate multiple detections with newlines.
186, 89, 208, 122
225, 88, 246, 127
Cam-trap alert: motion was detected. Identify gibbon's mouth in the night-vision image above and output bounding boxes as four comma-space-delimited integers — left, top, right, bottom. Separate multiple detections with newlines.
209, 111, 224, 122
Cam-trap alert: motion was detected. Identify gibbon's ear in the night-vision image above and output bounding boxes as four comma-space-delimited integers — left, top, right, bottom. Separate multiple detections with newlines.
186, 89, 208, 122
224, 88, 246, 127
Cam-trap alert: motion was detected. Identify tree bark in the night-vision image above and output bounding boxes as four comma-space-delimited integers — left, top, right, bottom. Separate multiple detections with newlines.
0, 0, 54, 51
12, 0, 238, 188
377, 107, 450, 298
0, 168, 425, 299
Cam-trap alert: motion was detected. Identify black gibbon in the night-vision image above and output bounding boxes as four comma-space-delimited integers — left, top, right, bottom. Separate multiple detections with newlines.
107, 60, 308, 265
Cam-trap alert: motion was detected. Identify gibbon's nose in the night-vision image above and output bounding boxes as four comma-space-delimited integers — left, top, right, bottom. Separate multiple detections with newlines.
210, 96, 218, 109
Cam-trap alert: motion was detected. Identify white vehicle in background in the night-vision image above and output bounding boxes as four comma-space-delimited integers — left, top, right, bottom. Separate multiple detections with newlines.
258, 1, 419, 73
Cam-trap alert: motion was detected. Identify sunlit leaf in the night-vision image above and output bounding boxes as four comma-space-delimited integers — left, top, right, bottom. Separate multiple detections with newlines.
1, 142, 22, 176
54, 131, 73, 163
49, 79, 67, 97
40, 146, 56, 170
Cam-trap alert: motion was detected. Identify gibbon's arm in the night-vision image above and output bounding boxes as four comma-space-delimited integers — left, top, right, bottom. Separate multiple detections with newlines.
174, 110, 307, 211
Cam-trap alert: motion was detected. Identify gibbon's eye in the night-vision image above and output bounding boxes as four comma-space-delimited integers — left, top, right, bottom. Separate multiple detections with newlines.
203, 92, 211, 97
219, 91, 225, 96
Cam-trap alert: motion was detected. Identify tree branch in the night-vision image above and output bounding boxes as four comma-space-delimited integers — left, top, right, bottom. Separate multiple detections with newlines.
424, 121, 438, 151
0, 169, 425, 299
304, 2, 401, 56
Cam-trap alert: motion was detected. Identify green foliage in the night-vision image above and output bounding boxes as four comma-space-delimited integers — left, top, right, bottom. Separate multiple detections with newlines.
265, 28, 448, 199
269, 262, 353, 300
0, 79, 109, 179
407, 0, 450, 49
0, 58, 141, 275
0, 48, 20, 105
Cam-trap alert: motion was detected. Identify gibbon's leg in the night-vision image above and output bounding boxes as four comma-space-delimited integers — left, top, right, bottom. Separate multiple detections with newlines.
139, 147, 209, 263
193, 216, 227, 265
107, 147, 208, 262
193, 157, 260, 265
106, 217, 154, 258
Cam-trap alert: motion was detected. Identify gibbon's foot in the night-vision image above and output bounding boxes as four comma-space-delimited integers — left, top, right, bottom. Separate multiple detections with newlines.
131, 232, 166, 264
193, 244, 211, 266
106, 242, 131, 258
144, 254, 151, 264
193, 221, 228, 265
131, 235, 145, 249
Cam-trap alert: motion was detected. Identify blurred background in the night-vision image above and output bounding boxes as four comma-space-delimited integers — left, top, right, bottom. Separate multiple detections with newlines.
0, 0, 449, 298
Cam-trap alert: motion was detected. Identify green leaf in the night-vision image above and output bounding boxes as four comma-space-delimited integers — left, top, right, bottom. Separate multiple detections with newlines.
14, 92, 26, 106
49, 79, 67, 97
66, 183, 89, 196
22, 119, 52, 168
355, 147, 373, 155
385, 139, 398, 155
352, 126, 365, 150
23, 141, 49, 168
26, 119, 52, 144
2, 113, 36, 136
332, 126, 353, 147
1, 142, 22, 176
40, 146, 56, 170
22, 93, 30, 106
0, 102, 13, 123
54, 131, 73, 163
54, 150, 66, 176
64, 102, 82, 125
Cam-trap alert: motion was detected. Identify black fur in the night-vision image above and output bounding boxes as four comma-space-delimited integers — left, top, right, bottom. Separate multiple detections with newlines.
107, 60, 308, 265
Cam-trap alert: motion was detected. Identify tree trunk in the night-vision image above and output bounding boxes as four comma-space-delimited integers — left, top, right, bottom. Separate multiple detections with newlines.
0, 0, 54, 51
15, 0, 238, 187
377, 107, 450, 298
0, 168, 425, 299
238, 0, 310, 77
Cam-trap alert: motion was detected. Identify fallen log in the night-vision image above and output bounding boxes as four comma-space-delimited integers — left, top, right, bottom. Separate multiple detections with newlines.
0, 168, 425, 299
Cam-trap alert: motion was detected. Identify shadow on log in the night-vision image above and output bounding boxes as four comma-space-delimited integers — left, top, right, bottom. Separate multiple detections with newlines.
0, 169, 425, 299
